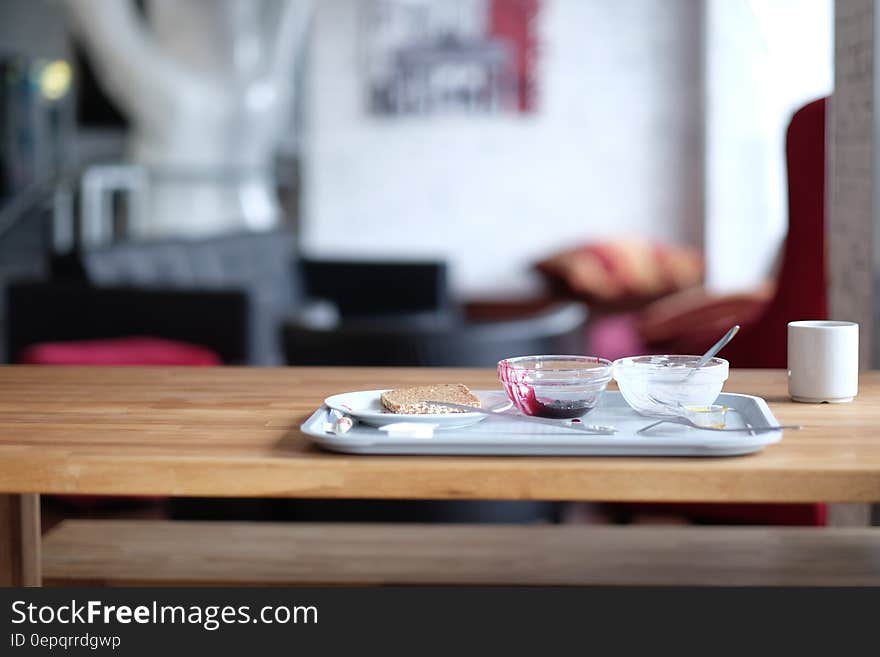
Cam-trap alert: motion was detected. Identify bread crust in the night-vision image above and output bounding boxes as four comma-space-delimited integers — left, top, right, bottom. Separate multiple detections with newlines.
380, 384, 481, 414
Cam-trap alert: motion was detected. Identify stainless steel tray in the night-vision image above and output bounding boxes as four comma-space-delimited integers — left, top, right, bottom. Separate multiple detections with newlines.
301, 391, 784, 457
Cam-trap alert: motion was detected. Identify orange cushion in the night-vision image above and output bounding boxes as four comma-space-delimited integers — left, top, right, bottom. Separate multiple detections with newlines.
535, 240, 703, 306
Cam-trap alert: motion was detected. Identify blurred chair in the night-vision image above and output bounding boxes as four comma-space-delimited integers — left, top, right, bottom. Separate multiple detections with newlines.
6, 282, 249, 365
637, 97, 828, 367
282, 301, 587, 367
299, 258, 453, 320
82, 229, 297, 364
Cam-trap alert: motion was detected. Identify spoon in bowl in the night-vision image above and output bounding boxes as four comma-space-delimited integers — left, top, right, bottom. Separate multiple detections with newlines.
683, 324, 740, 381
646, 324, 741, 413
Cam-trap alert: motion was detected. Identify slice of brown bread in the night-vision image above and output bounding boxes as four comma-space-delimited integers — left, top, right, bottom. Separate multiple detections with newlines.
380, 384, 482, 415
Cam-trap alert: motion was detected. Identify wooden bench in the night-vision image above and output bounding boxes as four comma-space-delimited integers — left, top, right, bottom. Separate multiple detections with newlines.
41, 520, 880, 586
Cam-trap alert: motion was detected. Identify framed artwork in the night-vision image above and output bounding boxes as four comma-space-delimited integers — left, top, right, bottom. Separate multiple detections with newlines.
361, 0, 540, 116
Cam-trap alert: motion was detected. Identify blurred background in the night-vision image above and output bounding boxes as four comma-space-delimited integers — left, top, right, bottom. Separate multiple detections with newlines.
0, 0, 841, 526
0, 0, 833, 366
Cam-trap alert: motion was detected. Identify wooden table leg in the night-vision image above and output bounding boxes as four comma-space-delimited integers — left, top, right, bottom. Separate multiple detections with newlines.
0, 494, 42, 587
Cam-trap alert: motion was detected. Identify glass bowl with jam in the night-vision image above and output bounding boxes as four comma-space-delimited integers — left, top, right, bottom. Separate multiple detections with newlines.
497, 355, 613, 419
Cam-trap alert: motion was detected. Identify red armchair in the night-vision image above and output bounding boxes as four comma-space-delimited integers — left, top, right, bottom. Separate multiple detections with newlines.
640, 97, 828, 365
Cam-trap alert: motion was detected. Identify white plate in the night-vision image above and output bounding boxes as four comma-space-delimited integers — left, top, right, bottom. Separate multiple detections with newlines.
324, 389, 512, 429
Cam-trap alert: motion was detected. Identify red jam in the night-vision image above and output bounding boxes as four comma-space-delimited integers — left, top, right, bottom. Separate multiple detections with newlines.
519, 387, 593, 418
531, 399, 595, 419
499, 360, 598, 419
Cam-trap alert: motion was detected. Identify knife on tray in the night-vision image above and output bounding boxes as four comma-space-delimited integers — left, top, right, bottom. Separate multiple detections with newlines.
422, 400, 617, 435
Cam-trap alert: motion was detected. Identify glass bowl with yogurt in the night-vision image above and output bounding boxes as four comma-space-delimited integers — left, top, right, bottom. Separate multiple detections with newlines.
612, 355, 729, 416
497, 355, 613, 419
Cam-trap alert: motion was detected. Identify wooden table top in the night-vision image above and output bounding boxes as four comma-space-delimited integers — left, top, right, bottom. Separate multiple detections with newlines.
0, 366, 879, 503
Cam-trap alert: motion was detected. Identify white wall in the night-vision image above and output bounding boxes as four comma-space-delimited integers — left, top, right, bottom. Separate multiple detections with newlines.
301, 0, 703, 297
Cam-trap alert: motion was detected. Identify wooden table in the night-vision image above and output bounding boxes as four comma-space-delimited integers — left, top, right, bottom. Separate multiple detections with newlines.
1, 366, 879, 587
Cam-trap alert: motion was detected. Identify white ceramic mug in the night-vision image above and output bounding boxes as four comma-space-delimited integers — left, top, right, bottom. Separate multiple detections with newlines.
787, 320, 859, 403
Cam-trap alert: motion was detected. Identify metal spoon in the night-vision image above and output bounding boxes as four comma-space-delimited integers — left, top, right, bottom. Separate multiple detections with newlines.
683, 324, 740, 380
637, 416, 801, 434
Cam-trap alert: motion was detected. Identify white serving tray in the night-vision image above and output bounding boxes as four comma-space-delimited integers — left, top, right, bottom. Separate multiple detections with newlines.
301, 391, 784, 457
